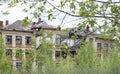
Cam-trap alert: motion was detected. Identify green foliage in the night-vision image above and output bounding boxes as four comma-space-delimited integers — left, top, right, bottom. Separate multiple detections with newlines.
1, 0, 120, 74
62, 29, 68, 34
31, 37, 36, 46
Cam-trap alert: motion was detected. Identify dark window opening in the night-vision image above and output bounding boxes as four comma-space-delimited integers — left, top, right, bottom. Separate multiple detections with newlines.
55, 51, 60, 58
6, 35, 12, 44
70, 51, 76, 58
25, 36, 31, 44
16, 62, 22, 69
61, 51, 67, 59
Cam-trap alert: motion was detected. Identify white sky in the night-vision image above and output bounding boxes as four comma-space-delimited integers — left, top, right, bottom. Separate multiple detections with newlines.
0, 0, 119, 29
0, 0, 81, 29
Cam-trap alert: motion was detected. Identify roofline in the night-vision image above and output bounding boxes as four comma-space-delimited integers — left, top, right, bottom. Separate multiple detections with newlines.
1, 29, 33, 33
95, 37, 114, 41
31, 27, 60, 30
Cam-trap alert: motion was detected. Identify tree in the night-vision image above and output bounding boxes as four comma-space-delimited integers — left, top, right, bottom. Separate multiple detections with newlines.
0, 35, 12, 74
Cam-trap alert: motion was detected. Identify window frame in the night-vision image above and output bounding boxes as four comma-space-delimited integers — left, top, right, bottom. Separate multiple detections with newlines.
55, 51, 61, 58
6, 49, 12, 57
104, 43, 109, 50
56, 34, 61, 45
16, 49, 22, 58
6, 35, 12, 44
25, 36, 31, 45
16, 62, 22, 69
97, 43, 102, 50
16, 36, 22, 45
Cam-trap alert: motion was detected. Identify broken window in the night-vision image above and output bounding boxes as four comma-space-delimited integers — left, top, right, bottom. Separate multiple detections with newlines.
16, 62, 22, 69
6, 35, 12, 44
25, 36, 31, 44
70, 51, 76, 58
16, 36, 22, 44
56, 34, 61, 45
97, 43, 102, 50
61, 51, 67, 59
55, 51, 61, 58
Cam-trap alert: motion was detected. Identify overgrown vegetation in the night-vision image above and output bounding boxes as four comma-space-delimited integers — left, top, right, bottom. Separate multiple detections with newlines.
0, 33, 120, 74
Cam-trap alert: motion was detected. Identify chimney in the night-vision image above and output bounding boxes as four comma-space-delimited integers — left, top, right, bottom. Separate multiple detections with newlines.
0, 21, 3, 29
86, 25, 90, 31
5, 20, 9, 26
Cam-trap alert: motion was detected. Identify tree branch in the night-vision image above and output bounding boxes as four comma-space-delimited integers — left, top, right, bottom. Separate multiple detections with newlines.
60, 13, 67, 26
94, 0, 120, 3
46, 0, 117, 19
75, 0, 120, 4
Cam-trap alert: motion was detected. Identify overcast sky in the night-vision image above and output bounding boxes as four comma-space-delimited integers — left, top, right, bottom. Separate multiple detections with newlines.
0, 1, 79, 29
0, 0, 119, 29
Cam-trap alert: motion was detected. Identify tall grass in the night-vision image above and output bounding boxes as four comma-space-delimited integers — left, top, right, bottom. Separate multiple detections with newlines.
39, 42, 120, 74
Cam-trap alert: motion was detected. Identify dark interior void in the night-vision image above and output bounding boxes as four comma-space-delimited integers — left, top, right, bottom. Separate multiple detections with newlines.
55, 51, 60, 58
70, 51, 76, 58
61, 51, 67, 59
55, 50, 76, 59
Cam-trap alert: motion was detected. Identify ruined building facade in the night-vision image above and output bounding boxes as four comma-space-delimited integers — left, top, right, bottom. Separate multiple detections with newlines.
0, 19, 114, 69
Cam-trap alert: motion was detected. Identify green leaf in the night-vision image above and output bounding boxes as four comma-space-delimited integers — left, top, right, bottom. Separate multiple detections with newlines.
48, 13, 52, 20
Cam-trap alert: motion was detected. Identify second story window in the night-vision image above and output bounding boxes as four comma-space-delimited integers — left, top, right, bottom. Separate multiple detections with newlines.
6, 35, 12, 44
56, 34, 61, 45
97, 43, 102, 50
16, 36, 22, 44
25, 36, 31, 45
